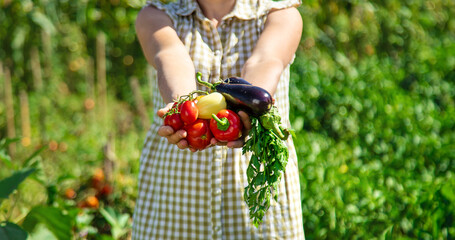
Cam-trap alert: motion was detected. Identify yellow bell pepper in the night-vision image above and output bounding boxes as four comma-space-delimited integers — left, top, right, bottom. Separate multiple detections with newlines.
196, 92, 227, 119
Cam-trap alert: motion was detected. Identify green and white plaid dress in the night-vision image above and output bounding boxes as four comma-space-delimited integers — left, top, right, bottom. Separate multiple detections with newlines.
132, 0, 304, 239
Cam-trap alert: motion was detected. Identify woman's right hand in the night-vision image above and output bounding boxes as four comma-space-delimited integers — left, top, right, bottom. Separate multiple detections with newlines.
157, 103, 190, 149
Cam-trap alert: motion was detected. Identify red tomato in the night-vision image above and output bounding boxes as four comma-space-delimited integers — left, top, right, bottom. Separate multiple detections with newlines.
164, 113, 184, 131
180, 101, 199, 125
210, 109, 243, 141
185, 119, 212, 150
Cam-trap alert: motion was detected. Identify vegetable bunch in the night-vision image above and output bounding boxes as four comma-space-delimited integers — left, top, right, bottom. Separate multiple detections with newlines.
163, 81, 244, 150
164, 73, 292, 226
242, 107, 291, 227
203, 73, 292, 226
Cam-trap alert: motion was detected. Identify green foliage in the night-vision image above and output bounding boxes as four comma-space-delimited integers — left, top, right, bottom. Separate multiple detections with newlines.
291, 0, 455, 239
22, 206, 73, 240
99, 207, 130, 240
0, 222, 28, 240
1, 0, 455, 239
0, 0, 147, 101
0, 168, 35, 199
0, 139, 134, 239
243, 114, 290, 227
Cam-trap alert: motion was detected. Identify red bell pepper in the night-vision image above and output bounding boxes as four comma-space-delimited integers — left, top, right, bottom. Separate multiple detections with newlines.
210, 109, 243, 142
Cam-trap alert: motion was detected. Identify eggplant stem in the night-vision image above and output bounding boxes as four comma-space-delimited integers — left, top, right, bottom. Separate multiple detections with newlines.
272, 122, 286, 140
212, 114, 230, 131
196, 72, 214, 90
190, 90, 209, 98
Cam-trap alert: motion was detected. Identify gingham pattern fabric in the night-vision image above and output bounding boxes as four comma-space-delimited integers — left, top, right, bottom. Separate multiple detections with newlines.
132, 0, 304, 239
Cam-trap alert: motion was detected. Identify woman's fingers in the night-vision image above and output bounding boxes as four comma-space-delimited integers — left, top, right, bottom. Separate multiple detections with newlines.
157, 125, 174, 137
167, 129, 187, 144
157, 125, 187, 145
227, 139, 244, 148
238, 111, 252, 131
176, 139, 189, 149
211, 138, 227, 146
157, 102, 190, 149
225, 111, 251, 148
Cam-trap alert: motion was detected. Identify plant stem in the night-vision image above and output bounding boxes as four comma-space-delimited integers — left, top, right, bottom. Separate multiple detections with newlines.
190, 90, 209, 98
211, 114, 230, 131
196, 72, 214, 90
272, 122, 286, 140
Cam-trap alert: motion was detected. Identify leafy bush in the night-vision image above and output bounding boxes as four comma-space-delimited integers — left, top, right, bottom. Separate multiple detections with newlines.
1, 0, 455, 239
0, 139, 134, 240
291, 0, 455, 239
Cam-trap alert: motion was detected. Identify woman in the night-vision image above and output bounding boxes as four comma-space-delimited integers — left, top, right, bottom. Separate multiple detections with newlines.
132, 0, 304, 239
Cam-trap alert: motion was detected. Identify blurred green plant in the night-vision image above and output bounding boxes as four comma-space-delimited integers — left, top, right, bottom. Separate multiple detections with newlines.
291, 0, 455, 239
0, 138, 72, 240
0, 139, 133, 239
1, 0, 455, 239
99, 207, 130, 240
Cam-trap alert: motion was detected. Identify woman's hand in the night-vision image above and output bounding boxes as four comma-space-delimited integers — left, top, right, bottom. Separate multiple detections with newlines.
159, 104, 252, 151
157, 103, 190, 149
210, 111, 252, 148
157, 102, 209, 152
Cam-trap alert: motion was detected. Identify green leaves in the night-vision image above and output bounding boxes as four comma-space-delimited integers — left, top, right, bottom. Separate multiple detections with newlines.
30, 11, 56, 34
243, 112, 290, 226
22, 206, 73, 240
0, 168, 35, 199
99, 207, 130, 240
440, 181, 455, 203
0, 222, 28, 240
290, 1, 455, 238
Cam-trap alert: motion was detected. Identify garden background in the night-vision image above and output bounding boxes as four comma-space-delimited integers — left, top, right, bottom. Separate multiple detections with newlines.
1, 0, 455, 239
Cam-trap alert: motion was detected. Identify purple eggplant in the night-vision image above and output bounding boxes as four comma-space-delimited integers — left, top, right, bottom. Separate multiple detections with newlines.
196, 73, 273, 117
214, 83, 273, 117
223, 77, 252, 85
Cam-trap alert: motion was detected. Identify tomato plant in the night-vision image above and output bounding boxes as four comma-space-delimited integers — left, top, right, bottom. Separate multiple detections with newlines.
185, 119, 212, 150
210, 109, 243, 141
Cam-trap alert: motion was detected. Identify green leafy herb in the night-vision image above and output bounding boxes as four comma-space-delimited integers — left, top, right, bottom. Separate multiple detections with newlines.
242, 106, 290, 227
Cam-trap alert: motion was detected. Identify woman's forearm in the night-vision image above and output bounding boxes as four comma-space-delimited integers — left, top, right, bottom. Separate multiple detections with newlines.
241, 57, 284, 95
241, 7, 302, 96
136, 6, 196, 103
154, 47, 196, 103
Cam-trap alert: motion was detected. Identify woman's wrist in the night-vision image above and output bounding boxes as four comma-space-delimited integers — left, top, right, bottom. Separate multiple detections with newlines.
241, 58, 284, 95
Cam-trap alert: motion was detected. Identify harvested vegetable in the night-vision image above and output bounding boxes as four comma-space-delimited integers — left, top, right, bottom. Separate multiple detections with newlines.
168, 73, 291, 226
194, 72, 292, 226
242, 106, 291, 227
223, 77, 252, 85
210, 109, 243, 142
164, 101, 185, 131
180, 100, 199, 125
196, 92, 227, 119
185, 119, 212, 150
196, 73, 273, 117
164, 113, 184, 131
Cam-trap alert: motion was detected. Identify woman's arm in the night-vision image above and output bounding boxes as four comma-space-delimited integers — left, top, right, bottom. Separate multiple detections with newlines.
241, 7, 303, 95
220, 7, 301, 149
136, 6, 195, 149
135, 6, 196, 103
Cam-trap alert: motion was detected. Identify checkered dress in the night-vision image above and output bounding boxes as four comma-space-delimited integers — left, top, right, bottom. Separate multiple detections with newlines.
132, 0, 304, 239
